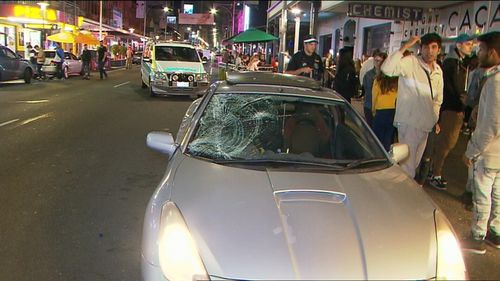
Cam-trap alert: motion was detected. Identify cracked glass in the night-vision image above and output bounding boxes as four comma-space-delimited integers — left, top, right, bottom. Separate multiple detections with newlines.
186, 93, 386, 164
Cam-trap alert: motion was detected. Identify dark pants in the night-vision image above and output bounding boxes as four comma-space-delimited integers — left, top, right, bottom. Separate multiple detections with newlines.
37, 63, 44, 79
82, 61, 91, 78
55, 62, 63, 79
363, 107, 373, 128
373, 109, 395, 151
98, 60, 107, 79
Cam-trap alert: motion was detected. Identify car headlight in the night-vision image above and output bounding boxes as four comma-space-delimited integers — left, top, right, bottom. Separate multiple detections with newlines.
195, 73, 208, 81
158, 202, 209, 281
171, 74, 179, 81
154, 72, 166, 80
434, 209, 467, 280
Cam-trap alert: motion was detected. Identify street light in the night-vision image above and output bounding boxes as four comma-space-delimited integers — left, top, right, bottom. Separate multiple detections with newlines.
37, 2, 49, 48
209, 4, 235, 37
163, 7, 170, 40
291, 8, 302, 54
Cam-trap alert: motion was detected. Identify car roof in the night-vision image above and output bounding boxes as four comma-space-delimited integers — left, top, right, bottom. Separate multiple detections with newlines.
217, 72, 344, 100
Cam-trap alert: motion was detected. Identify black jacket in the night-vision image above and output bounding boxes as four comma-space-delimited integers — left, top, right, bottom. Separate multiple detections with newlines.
441, 48, 470, 112
81, 49, 91, 62
334, 64, 358, 100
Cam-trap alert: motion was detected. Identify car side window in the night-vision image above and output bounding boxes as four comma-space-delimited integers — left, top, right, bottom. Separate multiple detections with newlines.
4, 48, 17, 59
64, 52, 71, 59
71, 54, 78, 60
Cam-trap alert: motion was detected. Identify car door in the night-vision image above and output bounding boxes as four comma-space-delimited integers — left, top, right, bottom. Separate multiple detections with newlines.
70, 53, 81, 75
0, 47, 19, 80
64, 52, 72, 73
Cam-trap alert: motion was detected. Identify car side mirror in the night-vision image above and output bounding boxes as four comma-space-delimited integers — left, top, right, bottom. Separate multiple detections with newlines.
143, 58, 151, 63
389, 143, 409, 163
147, 131, 177, 157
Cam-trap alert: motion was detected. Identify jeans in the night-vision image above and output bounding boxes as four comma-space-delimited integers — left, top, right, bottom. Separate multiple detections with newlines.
55, 62, 63, 79
373, 109, 395, 151
363, 107, 373, 129
82, 61, 91, 78
471, 157, 500, 239
98, 60, 107, 79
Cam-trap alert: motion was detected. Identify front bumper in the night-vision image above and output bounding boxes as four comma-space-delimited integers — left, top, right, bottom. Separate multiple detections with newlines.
141, 254, 166, 281
151, 80, 210, 96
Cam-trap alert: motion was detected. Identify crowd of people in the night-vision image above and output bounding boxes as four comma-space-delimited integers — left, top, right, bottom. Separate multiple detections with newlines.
283, 31, 500, 255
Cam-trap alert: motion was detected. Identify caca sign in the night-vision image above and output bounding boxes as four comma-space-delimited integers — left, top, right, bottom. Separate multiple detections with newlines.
403, 1, 499, 39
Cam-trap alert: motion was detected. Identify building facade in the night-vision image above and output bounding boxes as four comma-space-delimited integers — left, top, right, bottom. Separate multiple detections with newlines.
268, 0, 499, 60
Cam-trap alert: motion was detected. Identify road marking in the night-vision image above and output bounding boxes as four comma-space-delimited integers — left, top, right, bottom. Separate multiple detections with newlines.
0, 119, 19, 128
14, 100, 50, 104
17, 113, 52, 127
113, 81, 130, 88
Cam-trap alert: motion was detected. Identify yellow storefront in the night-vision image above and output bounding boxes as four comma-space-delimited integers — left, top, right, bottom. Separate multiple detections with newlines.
0, 3, 83, 56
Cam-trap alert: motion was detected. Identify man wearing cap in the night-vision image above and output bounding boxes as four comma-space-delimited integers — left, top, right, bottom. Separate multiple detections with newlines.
285, 35, 324, 81
429, 33, 475, 190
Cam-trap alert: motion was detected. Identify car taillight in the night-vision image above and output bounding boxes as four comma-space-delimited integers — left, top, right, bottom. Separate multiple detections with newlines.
50, 61, 56, 65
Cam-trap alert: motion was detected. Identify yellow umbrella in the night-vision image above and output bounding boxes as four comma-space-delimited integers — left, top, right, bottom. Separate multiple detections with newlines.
75, 31, 99, 45
47, 31, 77, 43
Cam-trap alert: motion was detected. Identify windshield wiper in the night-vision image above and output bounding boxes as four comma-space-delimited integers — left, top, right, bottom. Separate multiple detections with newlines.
213, 159, 345, 169
342, 158, 389, 169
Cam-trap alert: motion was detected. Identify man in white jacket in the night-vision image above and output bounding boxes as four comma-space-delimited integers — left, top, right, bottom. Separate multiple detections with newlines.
462, 31, 500, 254
381, 33, 443, 178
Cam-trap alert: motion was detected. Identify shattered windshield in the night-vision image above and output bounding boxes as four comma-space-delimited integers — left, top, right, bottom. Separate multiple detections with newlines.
186, 93, 387, 165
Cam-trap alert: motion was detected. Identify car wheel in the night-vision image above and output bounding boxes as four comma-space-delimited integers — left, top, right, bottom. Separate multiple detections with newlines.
64, 67, 69, 79
23, 68, 32, 84
149, 78, 156, 97
141, 76, 147, 89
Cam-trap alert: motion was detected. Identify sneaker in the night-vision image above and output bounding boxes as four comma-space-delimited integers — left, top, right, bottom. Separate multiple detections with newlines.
485, 232, 500, 249
462, 128, 471, 135
462, 237, 486, 254
430, 176, 447, 190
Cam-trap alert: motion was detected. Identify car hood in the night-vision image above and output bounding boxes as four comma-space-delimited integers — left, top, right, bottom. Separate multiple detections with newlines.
171, 156, 437, 280
154, 61, 204, 73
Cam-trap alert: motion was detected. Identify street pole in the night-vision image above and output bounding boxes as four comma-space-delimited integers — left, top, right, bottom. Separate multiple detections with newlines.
99, 0, 102, 40
294, 16, 300, 54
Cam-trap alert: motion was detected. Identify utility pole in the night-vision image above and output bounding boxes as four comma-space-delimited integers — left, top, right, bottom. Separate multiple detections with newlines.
99, 0, 103, 40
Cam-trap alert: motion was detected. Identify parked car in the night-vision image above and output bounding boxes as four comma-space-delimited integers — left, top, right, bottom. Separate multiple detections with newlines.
141, 72, 467, 281
41, 50, 82, 79
0, 45, 34, 84
132, 51, 143, 64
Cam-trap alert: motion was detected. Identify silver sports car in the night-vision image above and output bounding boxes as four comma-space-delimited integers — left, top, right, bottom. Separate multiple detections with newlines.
141, 72, 467, 280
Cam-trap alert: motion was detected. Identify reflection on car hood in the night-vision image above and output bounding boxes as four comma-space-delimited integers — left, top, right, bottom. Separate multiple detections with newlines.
171, 156, 437, 280
155, 61, 203, 73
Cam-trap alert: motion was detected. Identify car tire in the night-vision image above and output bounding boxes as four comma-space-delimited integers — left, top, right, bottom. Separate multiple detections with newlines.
149, 78, 156, 97
64, 67, 69, 79
24, 68, 32, 84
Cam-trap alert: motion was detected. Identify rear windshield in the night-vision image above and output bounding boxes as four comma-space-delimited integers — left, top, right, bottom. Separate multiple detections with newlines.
155, 46, 200, 62
44, 51, 55, 58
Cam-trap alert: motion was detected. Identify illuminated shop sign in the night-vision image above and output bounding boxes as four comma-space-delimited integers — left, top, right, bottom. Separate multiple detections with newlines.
348, 3, 423, 21
13, 5, 58, 21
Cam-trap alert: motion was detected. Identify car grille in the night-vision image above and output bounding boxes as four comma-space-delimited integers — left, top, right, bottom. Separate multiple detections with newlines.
167, 73, 194, 82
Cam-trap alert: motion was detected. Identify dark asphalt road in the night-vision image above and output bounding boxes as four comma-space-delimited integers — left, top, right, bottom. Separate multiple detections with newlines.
0, 66, 498, 280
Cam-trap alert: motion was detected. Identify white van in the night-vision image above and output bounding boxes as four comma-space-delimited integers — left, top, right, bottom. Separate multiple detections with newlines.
141, 42, 209, 97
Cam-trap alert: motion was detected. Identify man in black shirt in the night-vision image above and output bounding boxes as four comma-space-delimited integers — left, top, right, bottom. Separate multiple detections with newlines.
97, 40, 108, 79
285, 35, 324, 81
81, 44, 92, 80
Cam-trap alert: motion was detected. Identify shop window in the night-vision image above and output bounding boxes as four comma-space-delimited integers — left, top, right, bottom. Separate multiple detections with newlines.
363, 23, 391, 56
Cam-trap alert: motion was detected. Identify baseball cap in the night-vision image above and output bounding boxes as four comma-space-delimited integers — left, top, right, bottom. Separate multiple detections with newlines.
456, 33, 476, 43
304, 34, 318, 44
